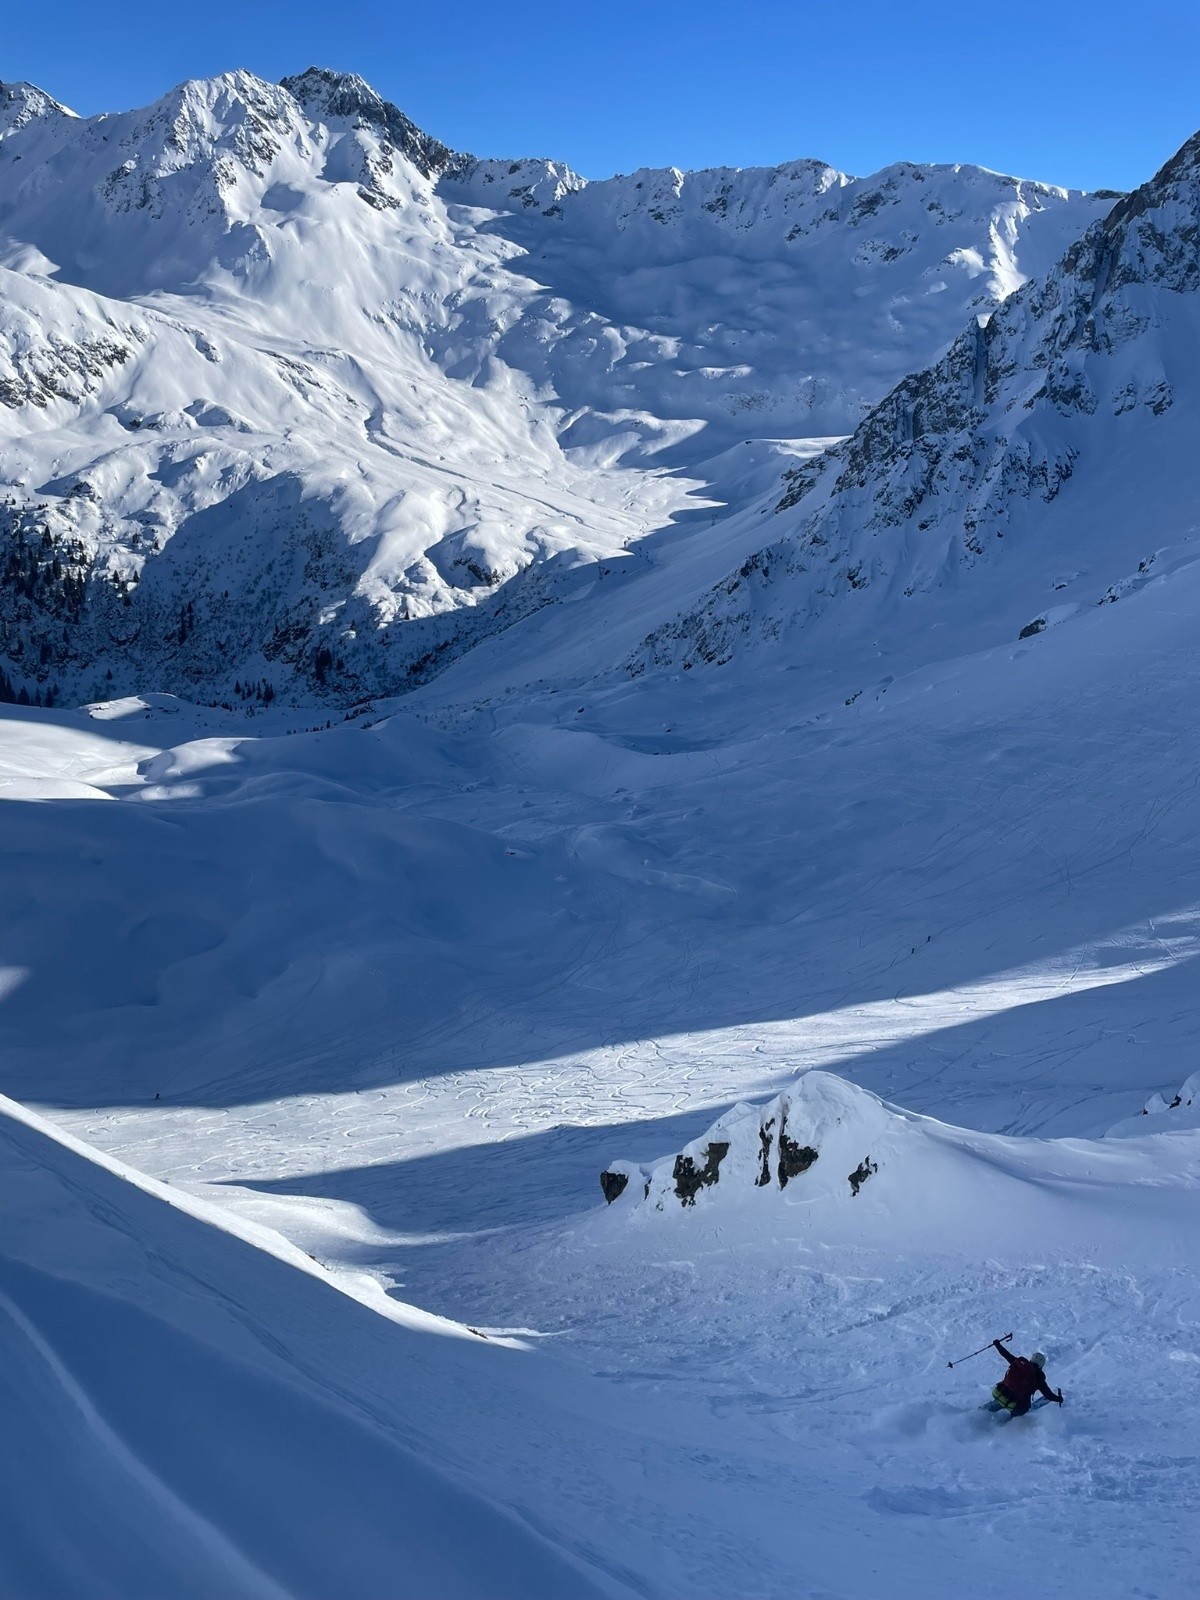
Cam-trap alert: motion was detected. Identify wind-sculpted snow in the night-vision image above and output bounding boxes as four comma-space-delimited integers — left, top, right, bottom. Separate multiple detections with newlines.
0, 68, 1108, 709
0, 1096, 615, 1599
633, 128, 1200, 678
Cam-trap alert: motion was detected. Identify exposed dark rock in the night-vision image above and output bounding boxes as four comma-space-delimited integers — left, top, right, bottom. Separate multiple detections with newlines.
756, 1117, 776, 1187
280, 69, 452, 179
600, 1169, 629, 1205
848, 1156, 879, 1197
0, 334, 132, 410
778, 1115, 819, 1187
1019, 617, 1047, 639
673, 1141, 730, 1205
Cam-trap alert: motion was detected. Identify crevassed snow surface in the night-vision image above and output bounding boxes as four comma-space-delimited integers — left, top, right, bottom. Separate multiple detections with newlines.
3, 71, 1200, 1600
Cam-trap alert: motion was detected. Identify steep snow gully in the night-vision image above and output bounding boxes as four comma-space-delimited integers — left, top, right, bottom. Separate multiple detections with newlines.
2, 65, 1200, 1600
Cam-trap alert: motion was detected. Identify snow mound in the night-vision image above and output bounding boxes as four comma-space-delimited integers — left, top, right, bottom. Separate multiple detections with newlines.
1108, 1069, 1200, 1137
603, 1071, 896, 1212
600, 1070, 1200, 1261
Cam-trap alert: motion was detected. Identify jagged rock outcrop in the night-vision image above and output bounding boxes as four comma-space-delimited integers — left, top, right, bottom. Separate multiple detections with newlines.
1141, 1070, 1200, 1118
1107, 1068, 1200, 1139
280, 68, 453, 182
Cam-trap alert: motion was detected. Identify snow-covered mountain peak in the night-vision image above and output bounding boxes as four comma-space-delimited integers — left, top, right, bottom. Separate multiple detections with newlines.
109, 70, 303, 186
0, 67, 459, 297
1091, 128, 1200, 292
634, 119, 1200, 684
280, 66, 452, 178
0, 80, 75, 140
0, 68, 1116, 709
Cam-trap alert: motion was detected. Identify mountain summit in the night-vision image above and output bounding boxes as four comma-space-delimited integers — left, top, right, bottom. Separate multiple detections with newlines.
0, 68, 1114, 708
279, 66, 453, 178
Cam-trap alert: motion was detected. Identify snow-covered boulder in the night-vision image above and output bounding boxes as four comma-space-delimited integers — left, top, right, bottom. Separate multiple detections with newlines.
1108, 1070, 1200, 1137
602, 1071, 890, 1212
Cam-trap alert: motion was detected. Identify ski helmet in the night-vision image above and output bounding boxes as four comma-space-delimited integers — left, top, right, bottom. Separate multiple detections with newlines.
1031, 1351, 1046, 1369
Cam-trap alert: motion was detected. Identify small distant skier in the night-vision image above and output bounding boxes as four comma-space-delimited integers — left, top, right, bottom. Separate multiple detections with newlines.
986, 1338, 1063, 1416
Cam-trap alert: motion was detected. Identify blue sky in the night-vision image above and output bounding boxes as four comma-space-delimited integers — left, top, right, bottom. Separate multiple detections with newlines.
7, 1, 1198, 191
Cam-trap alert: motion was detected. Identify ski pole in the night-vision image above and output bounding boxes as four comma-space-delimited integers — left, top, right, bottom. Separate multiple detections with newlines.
947, 1333, 1012, 1369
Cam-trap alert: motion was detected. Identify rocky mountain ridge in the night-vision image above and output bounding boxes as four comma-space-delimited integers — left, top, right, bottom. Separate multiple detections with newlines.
633, 127, 1200, 681
0, 67, 1114, 707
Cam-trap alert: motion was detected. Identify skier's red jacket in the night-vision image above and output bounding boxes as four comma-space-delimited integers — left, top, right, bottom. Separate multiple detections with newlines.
994, 1341, 1057, 1405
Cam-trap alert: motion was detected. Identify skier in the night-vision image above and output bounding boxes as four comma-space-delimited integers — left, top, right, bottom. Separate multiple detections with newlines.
985, 1338, 1062, 1416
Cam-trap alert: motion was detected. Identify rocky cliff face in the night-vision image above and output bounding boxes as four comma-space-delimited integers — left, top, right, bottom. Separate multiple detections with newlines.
281, 67, 453, 182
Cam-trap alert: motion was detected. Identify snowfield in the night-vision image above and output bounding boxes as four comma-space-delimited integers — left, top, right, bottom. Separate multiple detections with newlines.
2, 64, 1200, 1600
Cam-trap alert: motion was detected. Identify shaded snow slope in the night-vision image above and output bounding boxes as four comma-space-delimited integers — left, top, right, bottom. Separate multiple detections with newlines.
0, 1094, 619, 1600
8, 1047, 1200, 1599
5, 517, 1200, 1133
5, 495, 1200, 1594
444, 154, 1100, 446
0, 68, 1108, 708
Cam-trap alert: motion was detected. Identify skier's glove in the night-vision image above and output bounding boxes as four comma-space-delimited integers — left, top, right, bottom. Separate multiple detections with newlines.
1054, 1391, 1064, 1404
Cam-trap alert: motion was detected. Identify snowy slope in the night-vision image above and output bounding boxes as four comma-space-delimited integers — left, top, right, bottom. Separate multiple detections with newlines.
445, 152, 1102, 447
9, 1046, 1200, 1600
0, 1093, 622, 1599
6, 81, 1200, 1600
3, 507, 1200, 1590
634, 130, 1200, 685
0, 68, 1109, 708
